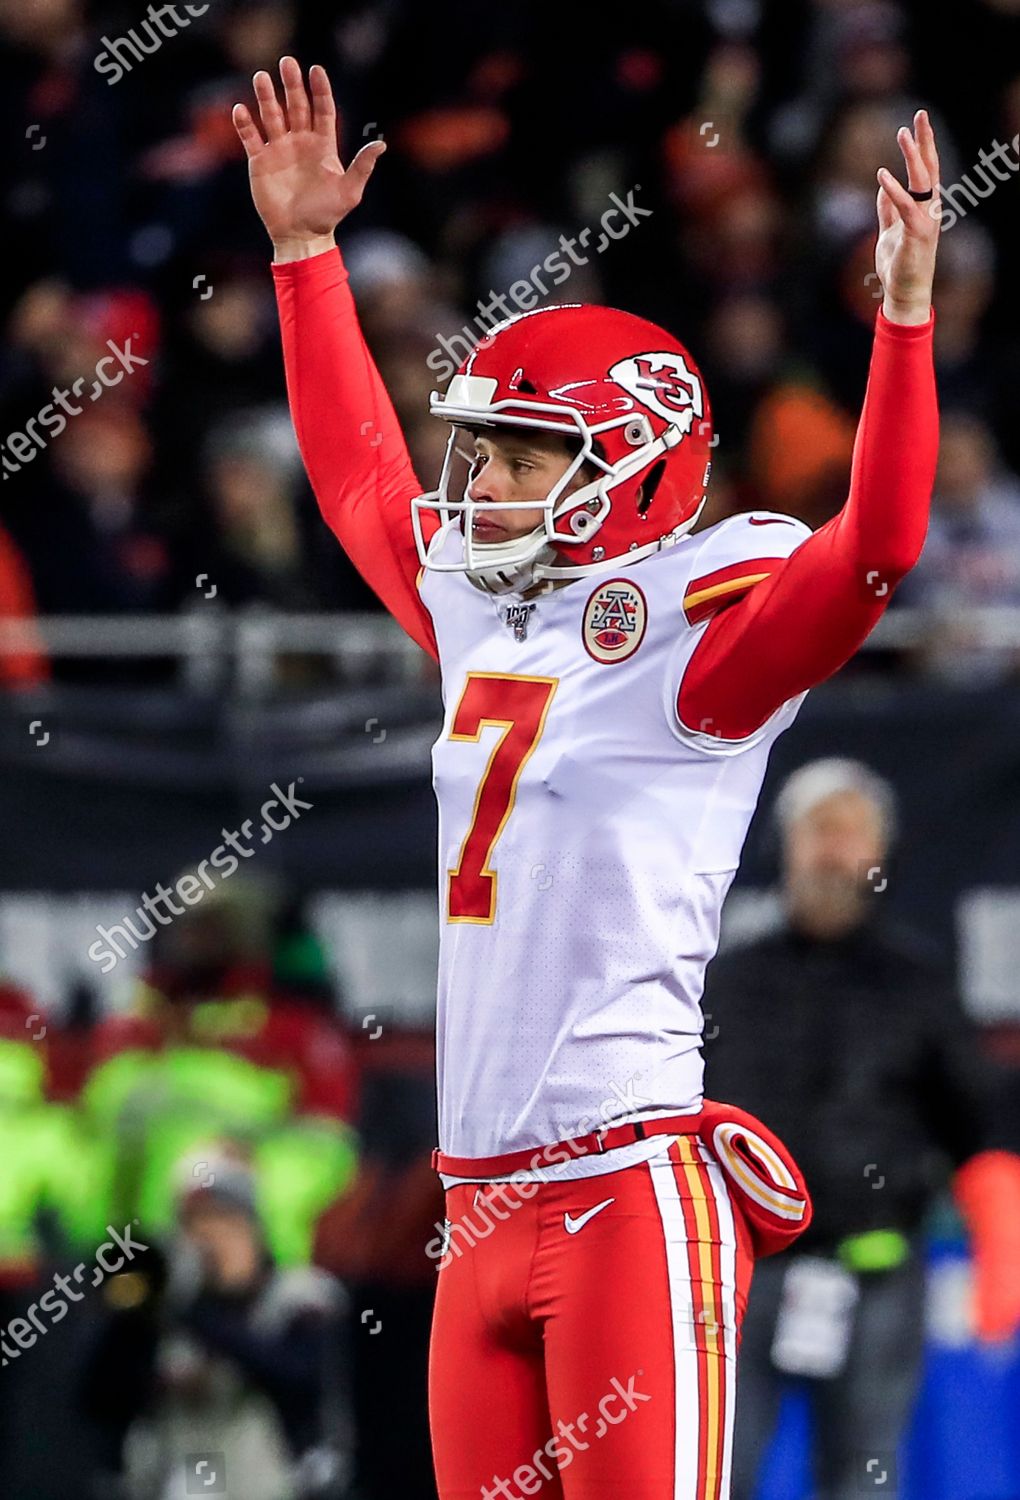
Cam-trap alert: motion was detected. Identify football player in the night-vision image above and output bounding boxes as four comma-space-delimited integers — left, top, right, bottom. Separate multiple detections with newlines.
234, 59, 940, 1500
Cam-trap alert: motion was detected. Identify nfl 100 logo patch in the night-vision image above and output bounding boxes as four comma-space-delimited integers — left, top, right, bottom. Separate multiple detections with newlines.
503, 601, 535, 642
582, 578, 648, 664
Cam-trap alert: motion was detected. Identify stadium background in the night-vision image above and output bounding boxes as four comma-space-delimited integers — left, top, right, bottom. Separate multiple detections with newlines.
0, 0, 1018, 1496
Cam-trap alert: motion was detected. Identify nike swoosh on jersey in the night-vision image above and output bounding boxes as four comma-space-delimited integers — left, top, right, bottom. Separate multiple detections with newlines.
564, 1198, 616, 1234
748, 516, 796, 525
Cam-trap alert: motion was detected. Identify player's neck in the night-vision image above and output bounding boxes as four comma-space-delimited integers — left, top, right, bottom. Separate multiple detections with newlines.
520, 574, 574, 601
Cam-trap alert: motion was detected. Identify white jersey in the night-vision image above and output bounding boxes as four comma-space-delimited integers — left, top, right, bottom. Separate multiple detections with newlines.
418, 510, 811, 1182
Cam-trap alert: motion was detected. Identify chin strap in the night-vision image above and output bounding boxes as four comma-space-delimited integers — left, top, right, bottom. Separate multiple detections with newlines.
464, 535, 560, 597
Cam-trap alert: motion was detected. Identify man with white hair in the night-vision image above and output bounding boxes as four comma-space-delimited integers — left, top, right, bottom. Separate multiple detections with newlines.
704, 757, 1020, 1500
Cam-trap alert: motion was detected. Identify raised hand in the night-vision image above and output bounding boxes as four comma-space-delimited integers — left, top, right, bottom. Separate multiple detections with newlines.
232, 57, 385, 263
874, 109, 941, 325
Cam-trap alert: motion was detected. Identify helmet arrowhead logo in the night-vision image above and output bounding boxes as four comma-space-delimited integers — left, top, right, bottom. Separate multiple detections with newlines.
609, 351, 704, 431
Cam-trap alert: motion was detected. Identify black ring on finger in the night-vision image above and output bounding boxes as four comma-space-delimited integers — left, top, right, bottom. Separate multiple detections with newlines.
907, 188, 934, 201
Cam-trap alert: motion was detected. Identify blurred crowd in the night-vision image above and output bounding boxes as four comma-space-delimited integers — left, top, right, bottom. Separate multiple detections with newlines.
0, 0, 1018, 688
0, 875, 444, 1498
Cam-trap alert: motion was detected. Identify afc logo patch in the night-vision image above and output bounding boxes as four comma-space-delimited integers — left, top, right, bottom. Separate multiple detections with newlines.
582, 579, 648, 664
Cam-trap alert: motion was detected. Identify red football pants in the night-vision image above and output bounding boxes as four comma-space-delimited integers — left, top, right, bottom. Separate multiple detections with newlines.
429, 1135, 755, 1499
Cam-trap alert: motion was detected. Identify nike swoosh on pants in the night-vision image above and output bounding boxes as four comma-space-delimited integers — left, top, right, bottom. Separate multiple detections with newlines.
564, 1198, 616, 1234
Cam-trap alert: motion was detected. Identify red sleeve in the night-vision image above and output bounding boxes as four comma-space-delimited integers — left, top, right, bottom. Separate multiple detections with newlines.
679, 308, 938, 739
272, 247, 439, 660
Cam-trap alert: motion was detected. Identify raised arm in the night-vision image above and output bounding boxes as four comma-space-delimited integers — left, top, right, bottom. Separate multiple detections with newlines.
233, 59, 438, 659
680, 111, 941, 739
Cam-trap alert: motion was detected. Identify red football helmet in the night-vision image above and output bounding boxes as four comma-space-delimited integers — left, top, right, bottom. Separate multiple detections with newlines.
411, 303, 714, 595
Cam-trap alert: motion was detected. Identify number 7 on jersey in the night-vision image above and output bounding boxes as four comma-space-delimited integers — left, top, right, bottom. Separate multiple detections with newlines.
446, 673, 558, 923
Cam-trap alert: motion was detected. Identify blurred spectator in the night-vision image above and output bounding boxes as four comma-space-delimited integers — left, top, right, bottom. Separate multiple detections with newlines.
0, 974, 94, 1483
314, 1032, 442, 1500
745, 380, 856, 528
931, 222, 996, 413
813, 100, 907, 244
703, 758, 1020, 1500
86, 879, 359, 1261
770, 4, 959, 186
0, 522, 48, 686
0, 976, 94, 1266
40, 404, 172, 611
149, 264, 283, 504
342, 229, 443, 343
770, 3, 910, 164
898, 411, 1020, 681
82, 1150, 349, 1500
179, 408, 316, 609
703, 293, 785, 457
